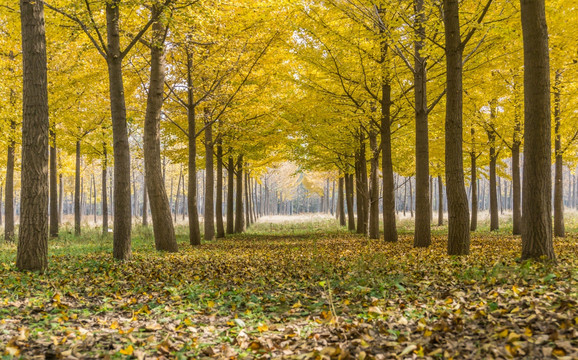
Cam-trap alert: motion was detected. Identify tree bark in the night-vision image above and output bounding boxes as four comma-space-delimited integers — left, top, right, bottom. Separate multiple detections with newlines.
381, 67, 397, 242
488, 128, 499, 231
553, 70, 564, 237
16, 0, 49, 271
226, 156, 235, 234
102, 143, 108, 235
443, 0, 470, 255
186, 52, 201, 246
107, 1, 132, 260
204, 120, 215, 241
520, 0, 555, 261
235, 155, 244, 233
413, 0, 430, 247
74, 140, 81, 236
4, 122, 15, 242
437, 175, 443, 226
142, 177, 148, 226
512, 122, 522, 235
368, 129, 380, 239
338, 176, 346, 226
49, 130, 58, 237
216, 142, 225, 238
470, 150, 478, 231
345, 173, 355, 231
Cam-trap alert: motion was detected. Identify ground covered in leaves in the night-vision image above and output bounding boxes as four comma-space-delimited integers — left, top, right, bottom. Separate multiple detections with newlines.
1, 217, 577, 359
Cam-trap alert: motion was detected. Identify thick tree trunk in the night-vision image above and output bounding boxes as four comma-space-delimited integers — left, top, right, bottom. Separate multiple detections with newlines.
338, 176, 346, 226
49, 130, 58, 237
5, 126, 15, 242
413, 0, 430, 247
235, 156, 244, 233
369, 130, 380, 239
216, 142, 225, 238
102, 144, 108, 235
345, 173, 355, 231
204, 121, 215, 241
470, 151, 478, 231
488, 129, 499, 231
553, 70, 564, 237
520, 0, 555, 261
226, 156, 235, 234
143, 15, 178, 252
185, 51, 201, 246
16, 0, 49, 271
107, 1, 132, 260
443, 0, 470, 255
74, 140, 81, 236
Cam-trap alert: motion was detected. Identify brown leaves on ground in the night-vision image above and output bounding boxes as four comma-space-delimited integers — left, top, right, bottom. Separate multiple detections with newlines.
0, 230, 577, 359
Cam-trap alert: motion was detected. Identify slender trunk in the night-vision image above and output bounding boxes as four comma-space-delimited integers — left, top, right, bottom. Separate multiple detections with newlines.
488, 128, 499, 231
553, 70, 564, 237
142, 177, 148, 226
92, 174, 97, 224
244, 171, 250, 226
74, 140, 81, 236
409, 178, 414, 218
369, 129, 380, 239
216, 142, 225, 238
102, 144, 108, 235
520, 0, 555, 261
437, 175, 443, 226
204, 120, 215, 241
235, 156, 244, 233
443, 0, 470, 255
345, 173, 355, 231
4, 123, 15, 242
470, 151, 478, 231
413, 0, 430, 247
107, 1, 132, 260
49, 130, 58, 237
186, 51, 201, 246
175, 167, 182, 222
338, 176, 346, 226
355, 151, 364, 234
16, 0, 49, 271
59, 173, 63, 224
226, 156, 235, 234
381, 58, 397, 242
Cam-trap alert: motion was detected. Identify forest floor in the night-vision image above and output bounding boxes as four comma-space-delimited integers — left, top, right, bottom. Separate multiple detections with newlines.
0, 216, 577, 359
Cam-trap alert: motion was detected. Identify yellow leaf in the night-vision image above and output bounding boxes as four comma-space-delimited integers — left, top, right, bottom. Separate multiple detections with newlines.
207, 300, 215, 309
552, 348, 566, 357
292, 301, 302, 308
524, 327, 533, 337
110, 321, 119, 330
257, 324, 268, 332
498, 329, 509, 338
4, 344, 20, 356
119, 345, 134, 356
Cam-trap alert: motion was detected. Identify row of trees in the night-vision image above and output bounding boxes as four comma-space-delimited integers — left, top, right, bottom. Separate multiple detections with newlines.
2, 0, 576, 270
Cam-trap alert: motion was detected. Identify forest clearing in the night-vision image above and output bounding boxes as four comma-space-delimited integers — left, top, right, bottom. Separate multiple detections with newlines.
2, 0, 578, 358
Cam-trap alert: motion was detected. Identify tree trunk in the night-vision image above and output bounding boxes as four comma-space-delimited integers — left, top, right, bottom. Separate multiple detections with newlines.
470, 151, 478, 231
74, 140, 81, 236
5, 123, 15, 242
16, 0, 49, 271
413, 0, 430, 247
102, 144, 108, 235
437, 175, 443, 226
520, 0, 555, 261
186, 50, 201, 246
204, 120, 215, 241
226, 156, 235, 234
488, 129, 499, 231
381, 66, 397, 242
355, 151, 364, 234
368, 129, 380, 239
345, 173, 355, 231
175, 168, 181, 222
245, 171, 250, 226
142, 177, 148, 226
49, 130, 58, 237
443, 0, 470, 255
338, 176, 346, 226
553, 70, 564, 237
235, 156, 244, 233
107, 1, 132, 260
59, 173, 63, 224
216, 142, 225, 238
